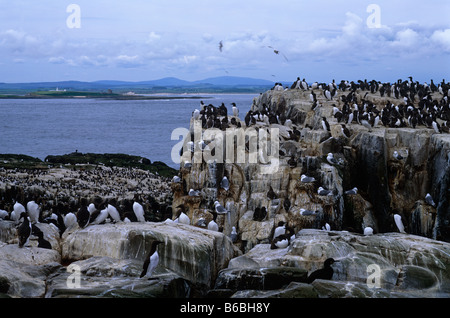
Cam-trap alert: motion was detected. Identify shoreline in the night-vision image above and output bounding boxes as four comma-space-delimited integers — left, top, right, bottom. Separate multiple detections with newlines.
0, 152, 179, 178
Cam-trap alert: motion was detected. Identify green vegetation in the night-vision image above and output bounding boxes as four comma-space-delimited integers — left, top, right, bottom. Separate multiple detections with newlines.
0, 152, 178, 178
45, 152, 177, 178
0, 154, 47, 169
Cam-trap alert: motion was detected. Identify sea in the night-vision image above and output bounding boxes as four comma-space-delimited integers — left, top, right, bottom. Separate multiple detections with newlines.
0, 93, 257, 169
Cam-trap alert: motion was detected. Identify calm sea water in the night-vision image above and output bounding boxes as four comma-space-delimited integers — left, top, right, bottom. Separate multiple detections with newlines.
0, 93, 257, 169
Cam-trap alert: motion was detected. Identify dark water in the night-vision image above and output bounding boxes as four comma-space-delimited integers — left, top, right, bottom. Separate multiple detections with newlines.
0, 93, 256, 169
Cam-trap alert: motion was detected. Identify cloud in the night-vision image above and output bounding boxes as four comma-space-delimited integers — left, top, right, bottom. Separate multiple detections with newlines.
147, 31, 161, 43
114, 54, 144, 68
287, 11, 448, 64
431, 29, 450, 52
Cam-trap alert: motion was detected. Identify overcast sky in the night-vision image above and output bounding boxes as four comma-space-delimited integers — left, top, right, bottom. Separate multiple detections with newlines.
0, 0, 449, 83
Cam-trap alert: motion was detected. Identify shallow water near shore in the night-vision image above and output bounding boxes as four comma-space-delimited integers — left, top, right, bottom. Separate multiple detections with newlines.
0, 93, 255, 169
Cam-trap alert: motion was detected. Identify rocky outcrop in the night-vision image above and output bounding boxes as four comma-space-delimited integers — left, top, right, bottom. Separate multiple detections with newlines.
211, 229, 450, 297
0, 220, 239, 297
174, 88, 450, 251
62, 222, 239, 288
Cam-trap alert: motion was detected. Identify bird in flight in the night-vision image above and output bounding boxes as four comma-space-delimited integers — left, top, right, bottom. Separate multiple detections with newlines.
267, 46, 288, 62
219, 40, 223, 52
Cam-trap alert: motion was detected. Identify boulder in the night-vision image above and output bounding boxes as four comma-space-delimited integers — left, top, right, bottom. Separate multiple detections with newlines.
45, 256, 192, 298
214, 267, 307, 291
227, 229, 450, 295
0, 242, 61, 265
0, 259, 61, 298
61, 222, 239, 288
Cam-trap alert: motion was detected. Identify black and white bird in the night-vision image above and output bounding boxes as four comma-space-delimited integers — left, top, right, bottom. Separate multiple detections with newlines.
231, 103, 239, 117
77, 205, 90, 228
267, 185, 278, 200
345, 187, 358, 195
13, 202, 26, 223
174, 206, 190, 225
230, 226, 238, 243
140, 240, 163, 278
300, 209, 316, 216
18, 212, 31, 248
133, 202, 146, 222
341, 124, 351, 138
188, 189, 201, 196
394, 214, 406, 233
270, 222, 295, 249
220, 176, 230, 191
172, 175, 181, 183
425, 193, 436, 207
326, 153, 339, 165
306, 258, 339, 283
317, 187, 333, 196
207, 211, 219, 232
107, 204, 121, 223
0, 209, 8, 220
27, 201, 40, 224
214, 201, 228, 214
270, 233, 291, 249
364, 227, 374, 236
393, 151, 404, 160
90, 207, 108, 225
64, 212, 77, 229
301, 174, 316, 183
321, 117, 331, 131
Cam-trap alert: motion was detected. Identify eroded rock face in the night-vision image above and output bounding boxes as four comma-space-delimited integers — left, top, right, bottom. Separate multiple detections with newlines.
219, 229, 450, 296
61, 222, 239, 288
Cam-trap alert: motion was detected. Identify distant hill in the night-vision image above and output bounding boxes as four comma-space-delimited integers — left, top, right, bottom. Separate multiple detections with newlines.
0, 76, 279, 94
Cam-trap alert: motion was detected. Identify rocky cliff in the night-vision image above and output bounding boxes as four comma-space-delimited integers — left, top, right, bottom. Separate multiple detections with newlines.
174, 87, 450, 252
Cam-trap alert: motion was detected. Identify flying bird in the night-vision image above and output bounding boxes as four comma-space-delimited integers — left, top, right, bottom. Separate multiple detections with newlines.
267, 46, 289, 62
219, 40, 223, 52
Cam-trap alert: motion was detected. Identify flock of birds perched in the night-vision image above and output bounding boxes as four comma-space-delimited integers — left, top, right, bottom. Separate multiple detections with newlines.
0, 166, 171, 202
2, 76, 447, 282
280, 76, 450, 134
181, 76, 446, 252
0, 196, 158, 249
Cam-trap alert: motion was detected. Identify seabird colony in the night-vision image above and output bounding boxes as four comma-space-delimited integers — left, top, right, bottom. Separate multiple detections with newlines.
178, 76, 448, 249
1, 77, 448, 250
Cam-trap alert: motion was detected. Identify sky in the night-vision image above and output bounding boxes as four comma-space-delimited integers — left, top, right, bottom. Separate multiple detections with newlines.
0, 0, 449, 83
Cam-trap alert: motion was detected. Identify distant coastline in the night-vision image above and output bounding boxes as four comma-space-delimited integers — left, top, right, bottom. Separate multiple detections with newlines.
0, 75, 276, 97
0, 91, 211, 100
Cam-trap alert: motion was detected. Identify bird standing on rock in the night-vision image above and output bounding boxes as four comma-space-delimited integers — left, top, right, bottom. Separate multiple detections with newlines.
18, 212, 31, 248
425, 193, 436, 207
317, 187, 332, 196
321, 117, 331, 131
306, 258, 339, 283
133, 202, 146, 222
27, 201, 40, 224
36, 230, 52, 249
175, 206, 190, 225
326, 153, 339, 165
220, 176, 230, 191
140, 240, 163, 278
77, 205, 90, 228
393, 151, 404, 160
301, 174, 316, 183
394, 214, 406, 233
207, 211, 219, 232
